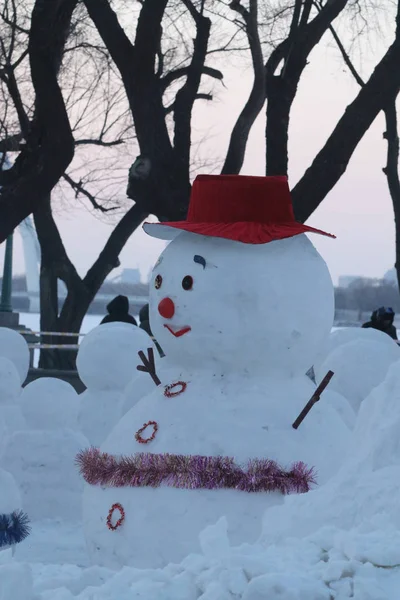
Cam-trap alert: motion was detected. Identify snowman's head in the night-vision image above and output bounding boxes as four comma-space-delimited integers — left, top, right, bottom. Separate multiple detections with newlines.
149, 231, 333, 377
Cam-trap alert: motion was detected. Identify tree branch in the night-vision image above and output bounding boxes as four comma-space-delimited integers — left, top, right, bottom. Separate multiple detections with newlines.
75, 138, 125, 147
83, 203, 149, 294
265, 0, 349, 176
82, 0, 134, 83
173, 8, 211, 180
0, 132, 23, 152
292, 35, 400, 222
161, 65, 223, 92
0, 0, 77, 242
165, 92, 212, 115
62, 172, 117, 212
221, 0, 265, 174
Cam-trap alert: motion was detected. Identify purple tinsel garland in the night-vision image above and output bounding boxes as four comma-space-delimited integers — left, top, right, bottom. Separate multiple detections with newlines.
76, 448, 315, 494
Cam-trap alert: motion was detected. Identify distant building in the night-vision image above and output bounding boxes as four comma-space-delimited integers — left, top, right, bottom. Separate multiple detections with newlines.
338, 275, 360, 288
111, 268, 141, 285
121, 268, 141, 285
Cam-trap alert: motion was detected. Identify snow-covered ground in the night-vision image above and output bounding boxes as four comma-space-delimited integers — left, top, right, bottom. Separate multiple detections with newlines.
4, 513, 400, 599
1, 314, 400, 598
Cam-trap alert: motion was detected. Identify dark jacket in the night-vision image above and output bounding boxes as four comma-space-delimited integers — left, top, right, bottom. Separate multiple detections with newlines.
362, 309, 398, 340
101, 295, 137, 326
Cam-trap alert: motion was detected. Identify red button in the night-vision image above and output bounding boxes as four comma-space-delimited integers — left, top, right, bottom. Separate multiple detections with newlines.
158, 297, 175, 319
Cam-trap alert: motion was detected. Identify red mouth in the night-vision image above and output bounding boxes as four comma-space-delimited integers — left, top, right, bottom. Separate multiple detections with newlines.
164, 325, 191, 338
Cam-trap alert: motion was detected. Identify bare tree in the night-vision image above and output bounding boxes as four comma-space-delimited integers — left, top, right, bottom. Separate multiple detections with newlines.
307, 0, 400, 295
0, 0, 76, 240
2, 0, 400, 371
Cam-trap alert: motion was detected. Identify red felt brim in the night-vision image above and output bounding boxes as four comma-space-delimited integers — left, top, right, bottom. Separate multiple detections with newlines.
143, 221, 336, 244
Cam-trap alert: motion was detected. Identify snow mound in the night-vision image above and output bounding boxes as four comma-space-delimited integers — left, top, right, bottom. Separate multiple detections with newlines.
260, 358, 400, 543
77, 323, 156, 391
0, 429, 89, 521
77, 323, 159, 445
0, 328, 29, 384
0, 468, 21, 514
0, 563, 33, 600
0, 357, 27, 436
0, 357, 21, 404
9, 519, 400, 599
315, 338, 400, 412
322, 389, 356, 429
78, 390, 125, 447
19, 378, 80, 431
314, 326, 396, 373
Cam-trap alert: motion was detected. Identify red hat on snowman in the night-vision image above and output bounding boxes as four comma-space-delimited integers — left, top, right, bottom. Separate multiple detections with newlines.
143, 174, 335, 243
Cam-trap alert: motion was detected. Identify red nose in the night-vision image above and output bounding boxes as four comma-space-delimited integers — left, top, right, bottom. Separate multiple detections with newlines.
158, 297, 175, 319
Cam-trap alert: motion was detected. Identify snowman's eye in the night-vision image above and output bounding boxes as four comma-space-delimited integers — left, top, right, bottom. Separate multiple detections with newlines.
182, 275, 193, 291
154, 274, 163, 290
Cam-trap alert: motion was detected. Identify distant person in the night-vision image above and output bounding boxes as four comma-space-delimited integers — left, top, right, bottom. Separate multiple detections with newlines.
362, 306, 398, 340
100, 295, 137, 326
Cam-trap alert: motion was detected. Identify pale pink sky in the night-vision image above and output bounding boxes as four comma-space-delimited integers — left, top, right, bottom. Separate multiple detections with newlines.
3, 37, 395, 286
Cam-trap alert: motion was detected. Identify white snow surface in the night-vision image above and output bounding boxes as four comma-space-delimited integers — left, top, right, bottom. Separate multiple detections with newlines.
2, 237, 400, 595
0, 429, 89, 521
315, 337, 400, 412
0, 356, 27, 435
0, 327, 30, 384
77, 323, 158, 445
313, 326, 397, 374
0, 357, 21, 404
76, 323, 157, 391
19, 377, 80, 431
83, 371, 350, 569
4, 356, 400, 599
149, 233, 334, 377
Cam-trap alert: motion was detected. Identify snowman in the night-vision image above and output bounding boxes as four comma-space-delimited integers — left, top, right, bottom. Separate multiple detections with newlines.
79, 175, 351, 569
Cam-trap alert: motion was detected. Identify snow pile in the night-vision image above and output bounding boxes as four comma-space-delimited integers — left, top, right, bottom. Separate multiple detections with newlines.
0, 357, 26, 435
5, 517, 400, 599
19, 378, 80, 431
314, 326, 396, 374
0, 328, 30, 385
0, 429, 88, 521
77, 323, 157, 446
0, 329, 30, 437
321, 389, 356, 429
260, 357, 400, 543
315, 337, 400, 412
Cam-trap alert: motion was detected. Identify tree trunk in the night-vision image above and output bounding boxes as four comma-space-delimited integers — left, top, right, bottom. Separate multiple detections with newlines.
382, 103, 400, 297
34, 194, 84, 370
265, 77, 295, 176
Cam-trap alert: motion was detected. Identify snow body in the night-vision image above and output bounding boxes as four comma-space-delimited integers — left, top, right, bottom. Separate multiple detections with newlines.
261, 357, 400, 544
1, 429, 89, 521
82, 232, 350, 568
314, 325, 399, 375
0, 468, 22, 554
315, 337, 400, 412
0, 357, 26, 437
19, 377, 80, 431
0, 328, 29, 385
77, 323, 159, 446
